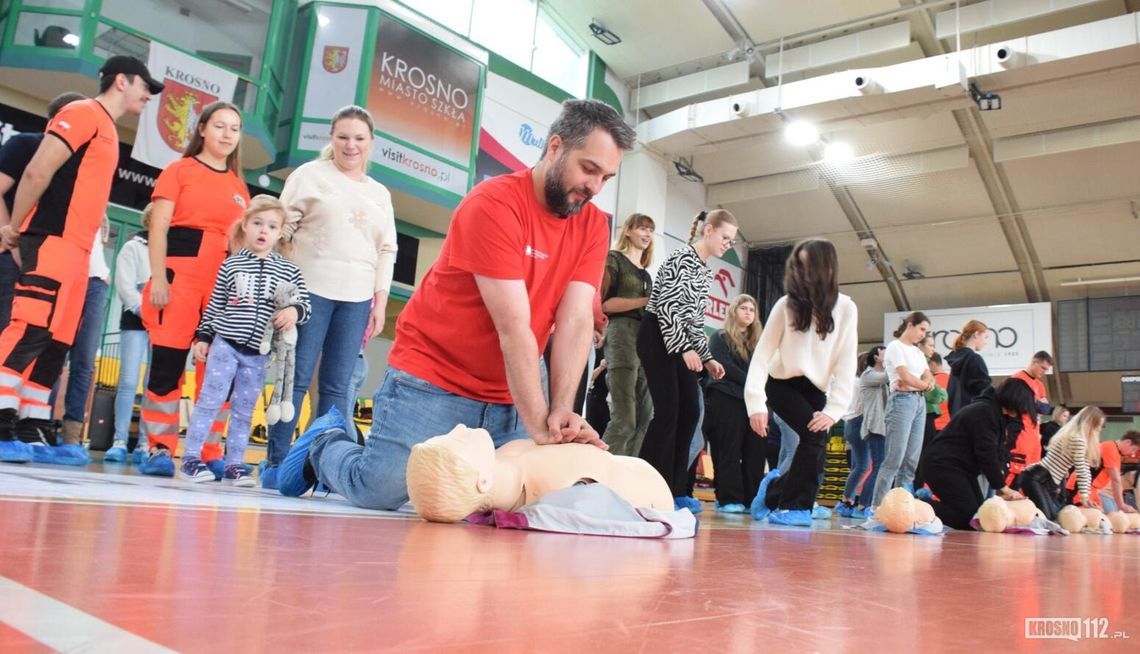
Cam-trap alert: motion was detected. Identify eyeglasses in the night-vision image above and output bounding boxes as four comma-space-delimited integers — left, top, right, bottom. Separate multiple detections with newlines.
721, 236, 737, 246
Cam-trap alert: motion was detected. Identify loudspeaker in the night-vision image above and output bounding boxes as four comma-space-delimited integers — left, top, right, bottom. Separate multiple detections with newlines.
87, 387, 116, 451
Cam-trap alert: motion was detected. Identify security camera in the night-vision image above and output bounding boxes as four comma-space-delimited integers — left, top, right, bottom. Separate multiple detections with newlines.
853, 73, 879, 94
994, 44, 1017, 67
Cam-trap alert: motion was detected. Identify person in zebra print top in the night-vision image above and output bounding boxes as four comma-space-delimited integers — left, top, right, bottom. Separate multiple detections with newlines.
638, 209, 737, 509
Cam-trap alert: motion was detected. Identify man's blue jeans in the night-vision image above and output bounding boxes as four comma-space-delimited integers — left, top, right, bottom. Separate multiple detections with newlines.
309, 367, 529, 510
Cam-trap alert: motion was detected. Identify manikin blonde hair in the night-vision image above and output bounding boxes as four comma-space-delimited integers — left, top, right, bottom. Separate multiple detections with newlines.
406, 441, 494, 523
1047, 406, 1104, 468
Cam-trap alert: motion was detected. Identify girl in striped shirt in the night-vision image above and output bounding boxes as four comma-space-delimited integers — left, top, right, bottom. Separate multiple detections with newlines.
178, 196, 311, 486
1014, 406, 1103, 520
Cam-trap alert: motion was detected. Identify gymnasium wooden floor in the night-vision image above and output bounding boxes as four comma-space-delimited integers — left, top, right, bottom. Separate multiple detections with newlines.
1, 460, 1137, 653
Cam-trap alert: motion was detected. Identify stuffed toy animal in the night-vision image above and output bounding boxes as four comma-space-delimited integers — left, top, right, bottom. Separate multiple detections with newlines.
262, 281, 301, 425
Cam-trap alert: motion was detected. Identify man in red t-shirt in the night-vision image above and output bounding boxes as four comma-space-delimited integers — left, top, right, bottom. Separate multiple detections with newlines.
277, 99, 638, 509
0, 56, 160, 464
1006, 351, 1053, 485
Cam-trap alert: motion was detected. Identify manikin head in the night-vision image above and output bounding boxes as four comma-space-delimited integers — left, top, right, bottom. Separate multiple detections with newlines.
1107, 512, 1130, 534
406, 425, 497, 523
1057, 505, 1086, 533
877, 488, 935, 533
977, 496, 1015, 532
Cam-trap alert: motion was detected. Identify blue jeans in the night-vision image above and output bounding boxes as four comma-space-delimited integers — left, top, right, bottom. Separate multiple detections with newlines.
774, 412, 797, 476
266, 293, 370, 465
688, 387, 705, 470
859, 433, 886, 506
871, 391, 926, 507
0, 251, 19, 330
843, 415, 870, 502
113, 328, 150, 443
343, 351, 369, 422
309, 366, 529, 510
48, 278, 109, 422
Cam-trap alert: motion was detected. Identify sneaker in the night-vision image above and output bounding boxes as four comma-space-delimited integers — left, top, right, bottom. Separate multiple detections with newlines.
104, 441, 128, 463
131, 447, 148, 465
178, 456, 214, 483
139, 446, 175, 477
206, 459, 224, 481
835, 502, 855, 518
223, 464, 256, 488
851, 507, 867, 520
715, 502, 748, 514
0, 438, 33, 463
278, 407, 347, 497
811, 503, 832, 520
768, 509, 813, 527
260, 465, 279, 490
750, 469, 781, 521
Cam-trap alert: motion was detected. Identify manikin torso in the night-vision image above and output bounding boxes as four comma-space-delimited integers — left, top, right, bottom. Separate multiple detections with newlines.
491, 439, 674, 511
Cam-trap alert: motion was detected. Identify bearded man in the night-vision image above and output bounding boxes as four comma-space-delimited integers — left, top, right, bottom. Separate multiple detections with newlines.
276, 99, 637, 510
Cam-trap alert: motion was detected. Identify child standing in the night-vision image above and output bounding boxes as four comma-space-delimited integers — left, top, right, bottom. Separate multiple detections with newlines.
179, 196, 310, 486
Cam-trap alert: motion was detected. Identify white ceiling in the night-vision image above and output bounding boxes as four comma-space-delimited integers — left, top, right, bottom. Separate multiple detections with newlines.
544, 0, 1140, 406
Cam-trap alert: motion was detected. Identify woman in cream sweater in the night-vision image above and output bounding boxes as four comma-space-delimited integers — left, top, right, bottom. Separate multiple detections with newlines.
262, 105, 397, 488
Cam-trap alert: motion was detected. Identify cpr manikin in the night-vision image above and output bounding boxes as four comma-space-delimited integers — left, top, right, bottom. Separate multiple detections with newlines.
876, 487, 938, 533
406, 424, 674, 523
975, 496, 1048, 532
1057, 505, 1112, 534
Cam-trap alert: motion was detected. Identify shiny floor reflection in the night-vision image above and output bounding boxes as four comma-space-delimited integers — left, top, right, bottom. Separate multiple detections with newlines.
1, 462, 1138, 652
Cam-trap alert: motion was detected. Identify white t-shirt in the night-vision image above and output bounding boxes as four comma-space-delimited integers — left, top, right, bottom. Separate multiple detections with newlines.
883, 339, 926, 388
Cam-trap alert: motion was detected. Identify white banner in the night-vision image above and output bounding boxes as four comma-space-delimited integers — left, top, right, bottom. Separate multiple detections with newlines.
302, 4, 367, 120
705, 259, 744, 331
883, 303, 1052, 376
370, 135, 468, 196
131, 42, 237, 169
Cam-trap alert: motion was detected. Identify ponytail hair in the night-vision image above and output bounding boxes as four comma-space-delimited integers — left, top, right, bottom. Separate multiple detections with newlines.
893, 311, 930, 338
688, 209, 738, 244
952, 319, 988, 351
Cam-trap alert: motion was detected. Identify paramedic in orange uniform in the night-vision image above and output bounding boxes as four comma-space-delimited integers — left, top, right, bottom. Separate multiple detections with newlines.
0, 56, 160, 463
1007, 351, 1053, 485
136, 101, 249, 477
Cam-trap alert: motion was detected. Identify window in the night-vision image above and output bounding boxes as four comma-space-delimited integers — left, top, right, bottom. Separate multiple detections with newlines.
99, 0, 270, 77
398, 0, 472, 36
13, 12, 81, 49
532, 8, 587, 95
469, 0, 536, 69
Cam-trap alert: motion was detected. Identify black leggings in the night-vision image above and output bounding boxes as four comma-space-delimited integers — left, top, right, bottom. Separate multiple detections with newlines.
924, 463, 983, 530
637, 314, 701, 497
1012, 465, 1062, 521
760, 376, 827, 511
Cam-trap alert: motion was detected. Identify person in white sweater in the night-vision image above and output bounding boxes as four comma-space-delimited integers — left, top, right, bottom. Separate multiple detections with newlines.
744, 239, 858, 527
105, 205, 153, 463
262, 105, 397, 489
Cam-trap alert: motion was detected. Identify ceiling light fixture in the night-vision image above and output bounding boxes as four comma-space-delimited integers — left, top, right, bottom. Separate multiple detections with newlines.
785, 121, 819, 146
1060, 276, 1140, 287
588, 20, 621, 46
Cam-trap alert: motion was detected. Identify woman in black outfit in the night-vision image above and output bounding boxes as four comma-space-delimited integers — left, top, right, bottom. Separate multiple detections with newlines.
945, 319, 991, 415
704, 294, 762, 513
918, 378, 1035, 529
638, 209, 736, 509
